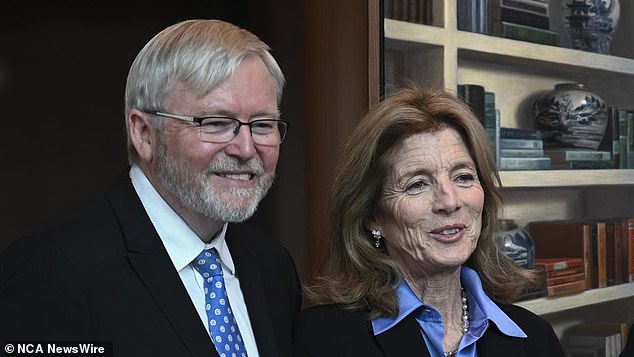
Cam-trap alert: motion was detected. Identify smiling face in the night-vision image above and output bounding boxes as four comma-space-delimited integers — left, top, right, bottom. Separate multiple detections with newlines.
150, 55, 279, 223
372, 126, 484, 275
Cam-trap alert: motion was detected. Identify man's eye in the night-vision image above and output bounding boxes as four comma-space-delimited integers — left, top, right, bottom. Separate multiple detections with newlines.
200, 119, 234, 131
251, 121, 277, 133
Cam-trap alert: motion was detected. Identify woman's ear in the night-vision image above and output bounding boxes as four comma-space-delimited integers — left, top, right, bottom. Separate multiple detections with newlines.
128, 109, 155, 163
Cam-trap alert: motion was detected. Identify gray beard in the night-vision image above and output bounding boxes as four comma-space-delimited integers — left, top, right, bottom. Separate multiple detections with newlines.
156, 142, 274, 223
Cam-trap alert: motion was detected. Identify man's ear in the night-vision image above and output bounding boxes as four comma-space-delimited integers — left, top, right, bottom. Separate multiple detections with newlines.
128, 109, 155, 162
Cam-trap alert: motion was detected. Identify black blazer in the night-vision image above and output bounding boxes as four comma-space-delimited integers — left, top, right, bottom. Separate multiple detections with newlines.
0, 171, 302, 357
293, 303, 564, 357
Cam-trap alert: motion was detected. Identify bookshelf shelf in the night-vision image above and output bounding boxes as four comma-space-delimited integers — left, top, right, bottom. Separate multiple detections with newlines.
385, 18, 634, 77
516, 283, 634, 315
500, 169, 634, 188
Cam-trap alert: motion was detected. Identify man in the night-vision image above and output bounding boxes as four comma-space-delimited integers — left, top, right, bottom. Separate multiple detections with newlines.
0, 19, 301, 357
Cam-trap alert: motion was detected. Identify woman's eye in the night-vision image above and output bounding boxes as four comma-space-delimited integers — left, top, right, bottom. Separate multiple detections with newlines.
455, 173, 476, 185
405, 180, 427, 193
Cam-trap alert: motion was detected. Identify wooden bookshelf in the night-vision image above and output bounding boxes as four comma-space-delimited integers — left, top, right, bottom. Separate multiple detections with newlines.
373, 0, 634, 344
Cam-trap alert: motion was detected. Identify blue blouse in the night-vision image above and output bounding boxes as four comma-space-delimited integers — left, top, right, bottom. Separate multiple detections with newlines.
372, 266, 527, 357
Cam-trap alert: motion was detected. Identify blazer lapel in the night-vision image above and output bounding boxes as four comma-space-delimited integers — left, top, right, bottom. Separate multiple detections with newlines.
374, 315, 431, 357
476, 324, 527, 357
107, 172, 217, 357
226, 227, 279, 356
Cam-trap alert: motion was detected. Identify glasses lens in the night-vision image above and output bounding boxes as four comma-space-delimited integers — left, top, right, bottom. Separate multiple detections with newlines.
198, 117, 238, 143
197, 118, 288, 145
250, 120, 288, 145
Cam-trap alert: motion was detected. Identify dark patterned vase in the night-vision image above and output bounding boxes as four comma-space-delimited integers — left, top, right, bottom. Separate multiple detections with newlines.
564, 0, 620, 54
493, 219, 535, 269
533, 83, 608, 149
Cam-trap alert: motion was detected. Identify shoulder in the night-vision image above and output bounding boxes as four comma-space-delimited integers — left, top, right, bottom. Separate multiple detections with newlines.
497, 303, 552, 330
488, 303, 565, 356
227, 223, 294, 262
293, 305, 379, 356
295, 304, 374, 337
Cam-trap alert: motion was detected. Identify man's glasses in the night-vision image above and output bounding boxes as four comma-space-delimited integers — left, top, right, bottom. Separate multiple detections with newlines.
146, 111, 289, 145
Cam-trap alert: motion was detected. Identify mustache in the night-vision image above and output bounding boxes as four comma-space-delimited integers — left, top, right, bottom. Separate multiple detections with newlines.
204, 156, 265, 175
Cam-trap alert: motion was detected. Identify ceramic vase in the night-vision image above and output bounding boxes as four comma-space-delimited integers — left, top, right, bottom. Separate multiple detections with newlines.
564, 0, 620, 54
533, 83, 608, 149
493, 219, 535, 269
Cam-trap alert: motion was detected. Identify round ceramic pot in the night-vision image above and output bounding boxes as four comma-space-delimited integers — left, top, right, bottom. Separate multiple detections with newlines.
564, 0, 620, 54
533, 83, 608, 149
493, 219, 535, 269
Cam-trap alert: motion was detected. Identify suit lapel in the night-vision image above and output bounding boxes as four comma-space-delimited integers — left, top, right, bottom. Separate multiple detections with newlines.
373, 315, 431, 357
107, 172, 217, 357
226, 226, 279, 356
477, 324, 527, 357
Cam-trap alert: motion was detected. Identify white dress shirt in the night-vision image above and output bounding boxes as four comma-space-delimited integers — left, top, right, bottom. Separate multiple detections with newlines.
129, 165, 260, 356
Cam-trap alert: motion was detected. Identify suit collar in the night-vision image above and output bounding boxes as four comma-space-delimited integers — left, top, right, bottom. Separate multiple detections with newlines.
107, 171, 217, 357
373, 315, 430, 357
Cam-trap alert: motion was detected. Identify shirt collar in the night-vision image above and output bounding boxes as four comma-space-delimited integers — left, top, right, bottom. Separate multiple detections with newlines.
129, 165, 235, 274
371, 266, 526, 338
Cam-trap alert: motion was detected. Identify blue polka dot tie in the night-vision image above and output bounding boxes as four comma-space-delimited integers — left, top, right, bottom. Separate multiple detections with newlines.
193, 248, 248, 357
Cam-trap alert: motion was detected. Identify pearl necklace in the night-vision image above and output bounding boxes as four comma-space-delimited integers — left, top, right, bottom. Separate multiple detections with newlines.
444, 287, 469, 357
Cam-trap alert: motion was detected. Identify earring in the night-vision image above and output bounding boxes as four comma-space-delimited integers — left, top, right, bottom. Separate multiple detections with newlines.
371, 229, 383, 248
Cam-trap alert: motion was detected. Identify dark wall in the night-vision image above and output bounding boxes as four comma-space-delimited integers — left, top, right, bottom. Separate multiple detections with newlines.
0, 2, 307, 274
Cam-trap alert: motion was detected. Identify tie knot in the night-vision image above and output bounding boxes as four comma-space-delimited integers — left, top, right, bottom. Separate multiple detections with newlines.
193, 248, 223, 277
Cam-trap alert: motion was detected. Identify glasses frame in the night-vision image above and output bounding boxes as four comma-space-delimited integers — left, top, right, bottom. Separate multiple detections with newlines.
146, 111, 289, 145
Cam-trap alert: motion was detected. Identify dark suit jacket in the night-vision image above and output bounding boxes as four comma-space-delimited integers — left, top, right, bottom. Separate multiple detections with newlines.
0, 171, 302, 357
293, 303, 564, 357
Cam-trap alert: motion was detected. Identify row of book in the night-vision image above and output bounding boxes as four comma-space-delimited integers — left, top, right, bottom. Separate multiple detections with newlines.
566, 321, 632, 357
528, 218, 634, 298
535, 257, 586, 298
384, 0, 433, 25
458, 0, 560, 46
458, 83, 552, 170
457, 82, 634, 170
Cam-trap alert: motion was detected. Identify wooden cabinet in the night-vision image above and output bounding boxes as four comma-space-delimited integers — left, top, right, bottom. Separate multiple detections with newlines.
374, 0, 634, 342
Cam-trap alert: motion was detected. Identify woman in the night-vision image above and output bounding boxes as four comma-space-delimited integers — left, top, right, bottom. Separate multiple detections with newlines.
293, 87, 564, 356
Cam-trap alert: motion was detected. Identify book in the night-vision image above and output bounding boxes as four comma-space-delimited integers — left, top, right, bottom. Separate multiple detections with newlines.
546, 266, 584, 278
528, 220, 593, 290
484, 91, 496, 129
457, 84, 486, 125
618, 109, 629, 169
500, 21, 560, 46
614, 218, 634, 285
501, 0, 548, 15
568, 321, 630, 357
499, 5, 549, 28
500, 148, 544, 157
384, 0, 434, 25
628, 111, 634, 169
499, 156, 550, 170
597, 106, 620, 170
544, 148, 612, 170
536, 258, 587, 286
603, 221, 617, 286
492, 5, 550, 35
457, 0, 490, 33
535, 257, 584, 272
500, 127, 542, 140
546, 279, 586, 297
499, 138, 543, 149
596, 221, 607, 288
547, 272, 585, 286
569, 160, 616, 170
